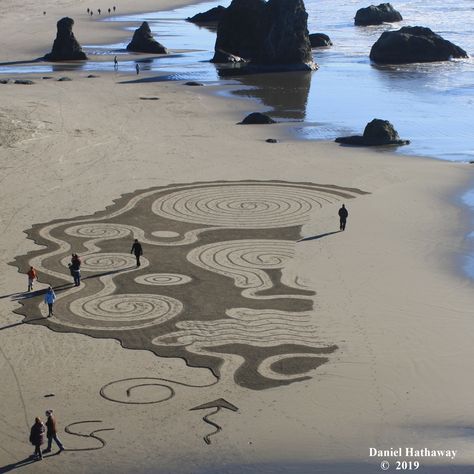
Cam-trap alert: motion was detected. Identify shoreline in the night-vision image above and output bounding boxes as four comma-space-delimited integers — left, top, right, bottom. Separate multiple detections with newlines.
1, 0, 474, 473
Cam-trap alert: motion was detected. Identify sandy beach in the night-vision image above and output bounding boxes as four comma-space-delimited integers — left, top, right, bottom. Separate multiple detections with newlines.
1, 1, 474, 473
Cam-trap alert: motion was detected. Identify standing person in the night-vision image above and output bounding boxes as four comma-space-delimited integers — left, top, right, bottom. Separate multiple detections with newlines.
338, 204, 348, 231
27, 266, 38, 292
29, 417, 45, 460
44, 286, 56, 317
69, 253, 82, 286
135, 63, 140, 75
43, 410, 65, 454
114, 55, 118, 70
130, 239, 143, 267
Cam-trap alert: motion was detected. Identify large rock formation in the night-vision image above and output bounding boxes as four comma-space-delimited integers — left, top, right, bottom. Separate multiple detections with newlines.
187, 6, 226, 24
212, 0, 315, 71
309, 33, 332, 48
335, 119, 409, 146
355, 3, 402, 26
44, 17, 88, 61
126, 22, 168, 54
370, 26, 468, 63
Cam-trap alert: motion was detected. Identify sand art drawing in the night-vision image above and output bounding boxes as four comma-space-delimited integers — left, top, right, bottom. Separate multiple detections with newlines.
64, 420, 115, 452
13, 180, 368, 390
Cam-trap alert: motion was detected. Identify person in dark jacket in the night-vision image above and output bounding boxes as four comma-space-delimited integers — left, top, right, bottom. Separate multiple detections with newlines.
338, 204, 348, 231
43, 409, 65, 453
69, 253, 82, 286
29, 417, 45, 460
130, 239, 143, 267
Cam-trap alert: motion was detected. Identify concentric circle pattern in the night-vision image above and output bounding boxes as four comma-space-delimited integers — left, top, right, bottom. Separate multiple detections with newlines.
65, 223, 133, 240
134, 273, 192, 286
70, 293, 183, 326
151, 184, 333, 228
80, 253, 141, 272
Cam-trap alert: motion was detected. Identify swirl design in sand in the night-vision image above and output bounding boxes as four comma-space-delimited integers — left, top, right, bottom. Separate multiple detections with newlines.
14, 180, 368, 389
151, 183, 345, 228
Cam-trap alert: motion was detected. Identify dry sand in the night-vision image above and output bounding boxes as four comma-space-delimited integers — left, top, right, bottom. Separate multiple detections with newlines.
1, 1, 474, 473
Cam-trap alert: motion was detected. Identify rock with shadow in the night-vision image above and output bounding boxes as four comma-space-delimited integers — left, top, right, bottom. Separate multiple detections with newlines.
309, 33, 332, 48
335, 119, 410, 146
355, 3, 402, 26
187, 6, 226, 24
127, 21, 168, 54
239, 112, 275, 124
370, 26, 468, 64
211, 49, 247, 64
44, 17, 88, 61
212, 0, 316, 72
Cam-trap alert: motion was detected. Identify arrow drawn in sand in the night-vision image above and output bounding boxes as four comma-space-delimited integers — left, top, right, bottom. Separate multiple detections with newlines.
190, 398, 238, 445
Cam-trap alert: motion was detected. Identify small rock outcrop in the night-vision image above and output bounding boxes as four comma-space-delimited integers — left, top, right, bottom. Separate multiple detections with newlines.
213, 0, 315, 71
126, 22, 168, 54
239, 112, 276, 124
210, 49, 247, 63
335, 119, 410, 146
309, 33, 332, 48
370, 26, 468, 63
44, 17, 88, 61
355, 3, 402, 26
187, 6, 226, 24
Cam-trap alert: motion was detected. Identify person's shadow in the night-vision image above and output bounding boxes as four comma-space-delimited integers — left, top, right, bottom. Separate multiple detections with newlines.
0, 455, 37, 473
297, 230, 341, 242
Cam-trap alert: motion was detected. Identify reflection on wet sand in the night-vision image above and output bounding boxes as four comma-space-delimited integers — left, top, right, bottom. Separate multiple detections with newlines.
228, 71, 312, 120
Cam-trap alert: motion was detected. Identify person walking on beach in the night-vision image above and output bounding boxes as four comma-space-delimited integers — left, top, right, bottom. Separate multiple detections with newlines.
131, 239, 143, 267
114, 55, 118, 70
135, 63, 140, 75
27, 266, 38, 292
43, 410, 65, 454
44, 286, 56, 317
69, 253, 82, 286
29, 417, 45, 461
338, 204, 348, 231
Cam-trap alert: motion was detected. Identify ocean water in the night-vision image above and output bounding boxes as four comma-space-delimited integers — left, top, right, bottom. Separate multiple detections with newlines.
103, 0, 474, 163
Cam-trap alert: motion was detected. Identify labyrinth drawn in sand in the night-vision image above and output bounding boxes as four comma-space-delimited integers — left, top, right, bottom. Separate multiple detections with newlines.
14, 181, 368, 390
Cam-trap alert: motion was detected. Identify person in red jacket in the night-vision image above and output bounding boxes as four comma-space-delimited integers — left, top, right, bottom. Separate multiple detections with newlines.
27, 266, 38, 292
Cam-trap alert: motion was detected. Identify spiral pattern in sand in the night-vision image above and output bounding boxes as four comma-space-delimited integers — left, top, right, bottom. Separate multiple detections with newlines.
151, 184, 337, 228
134, 273, 192, 286
65, 223, 133, 240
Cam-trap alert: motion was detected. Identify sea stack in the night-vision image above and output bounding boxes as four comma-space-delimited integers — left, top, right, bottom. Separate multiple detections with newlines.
354, 3, 403, 26
212, 0, 315, 71
126, 21, 168, 54
44, 17, 88, 61
370, 26, 468, 63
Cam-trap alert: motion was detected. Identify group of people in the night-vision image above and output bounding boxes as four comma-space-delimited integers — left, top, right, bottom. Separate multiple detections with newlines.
29, 410, 64, 461
86, 6, 116, 16
27, 239, 144, 317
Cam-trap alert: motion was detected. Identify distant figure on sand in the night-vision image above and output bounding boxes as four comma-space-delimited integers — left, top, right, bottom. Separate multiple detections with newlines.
98, 8, 101, 14
135, 63, 140, 75
43, 410, 65, 454
108, 8, 111, 14
338, 204, 348, 231
44, 286, 56, 317
90, 11, 93, 16
27, 266, 38, 292
87, 8, 90, 13
114, 56, 118, 69
113, 6, 116, 12
69, 253, 81, 286
131, 239, 143, 267
29, 417, 45, 461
